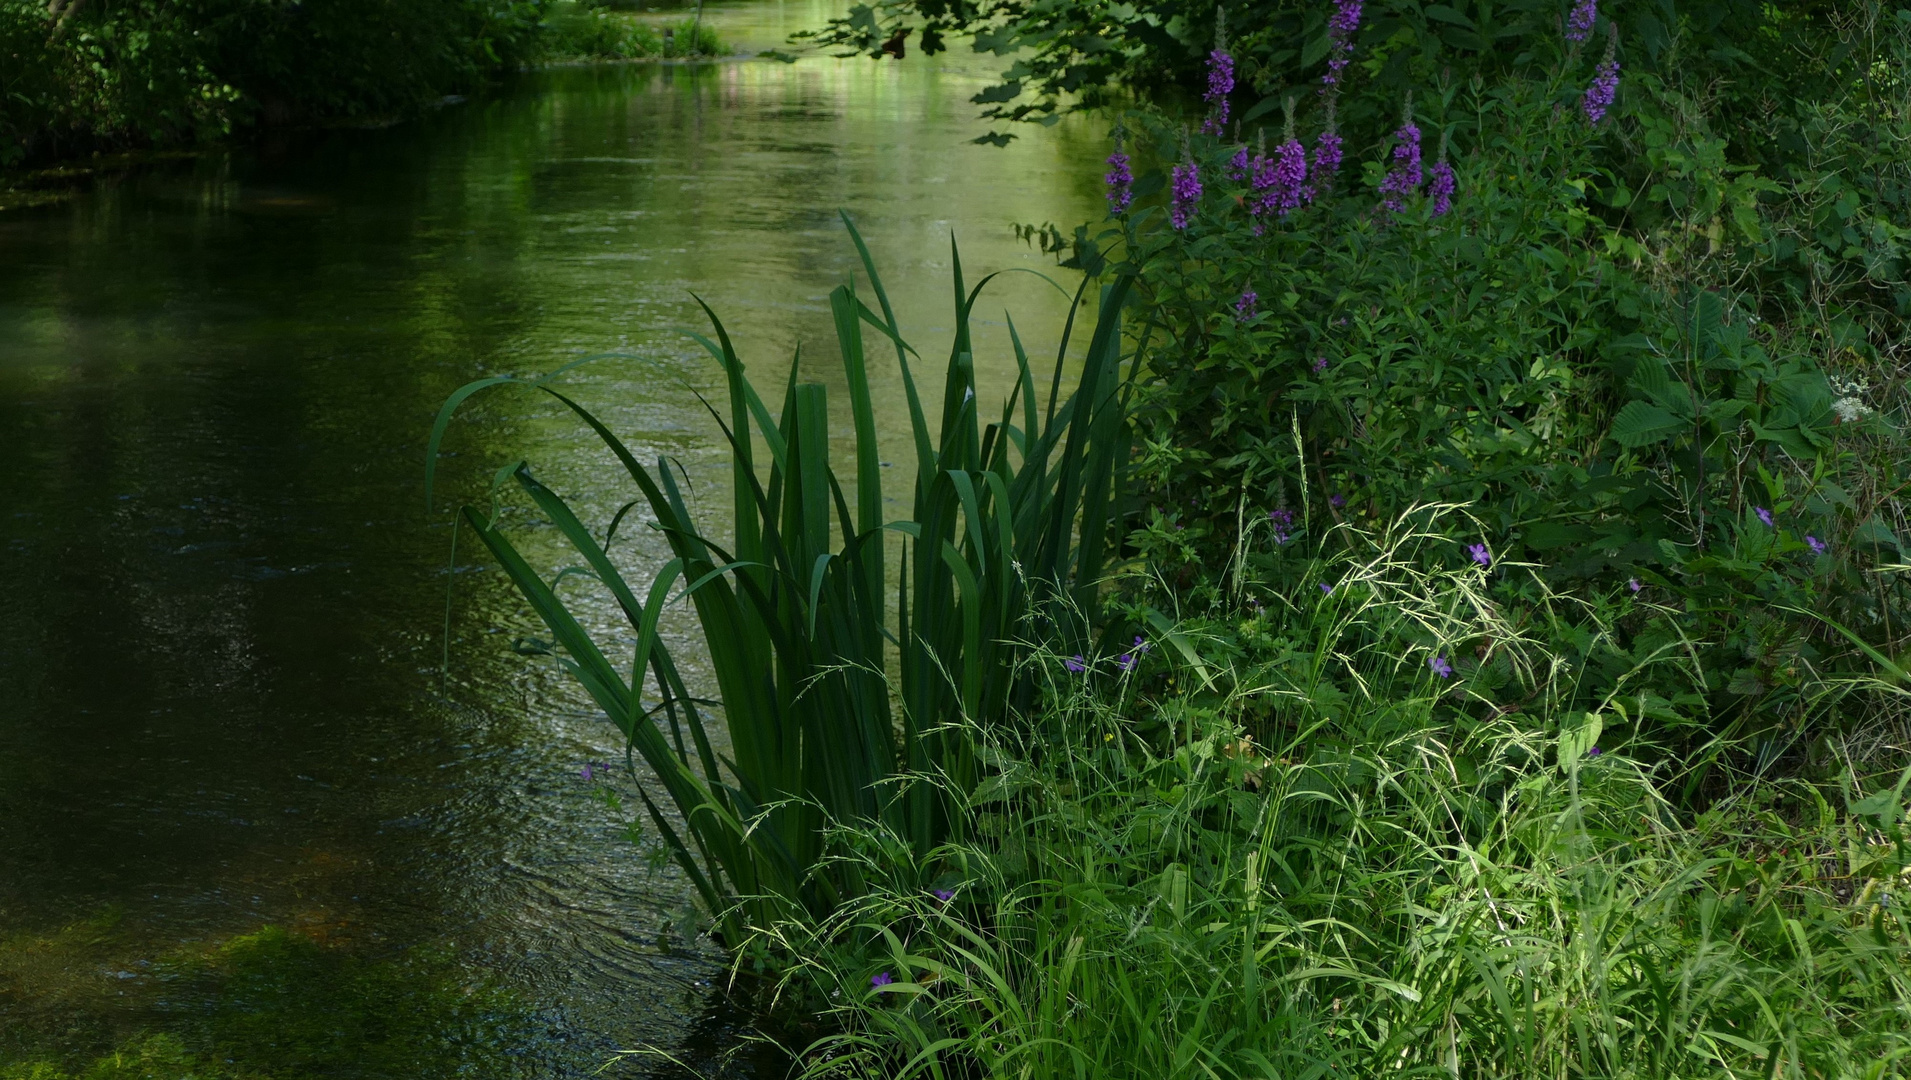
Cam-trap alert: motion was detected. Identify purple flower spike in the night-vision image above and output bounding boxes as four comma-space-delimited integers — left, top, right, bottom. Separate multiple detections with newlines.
1202, 49, 1236, 134
1065, 654, 1087, 674
1429, 160, 1455, 217
871, 971, 895, 988
1323, 0, 1363, 85
1235, 290, 1259, 319
1429, 654, 1454, 679
1754, 506, 1774, 527
1104, 144, 1133, 215
1312, 129, 1344, 188
1228, 145, 1251, 181
1379, 119, 1423, 215
1582, 35, 1620, 124
1468, 543, 1492, 568
1170, 161, 1203, 229
1807, 535, 1828, 555
931, 887, 956, 902
1251, 136, 1311, 220
1312, 356, 1329, 373
1565, 0, 1597, 43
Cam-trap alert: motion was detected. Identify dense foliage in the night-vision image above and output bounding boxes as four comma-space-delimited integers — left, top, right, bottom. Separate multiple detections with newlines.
0, 0, 543, 166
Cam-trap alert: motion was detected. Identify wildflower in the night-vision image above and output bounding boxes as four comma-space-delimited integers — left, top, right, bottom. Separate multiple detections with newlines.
1429, 654, 1453, 679
1467, 543, 1491, 568
1587, 745, 1603, 758
1565, 0, 1597, 43
1104, 131, 1133, 215
1628, 577, 1641, 593
1754, 506, 1774, 527
1319, 582, 1334, 595
1202, 13, 1234, 135
1171, 160, 1203, 229
1228, 144, 1252, 182
580, 764, 596, 781
1428, 159, 1455, 217
1235, 290, 1259, 319
1581, 30, 1620, 124
579, 762, 610, 781
1323, 0, 1362, 86
1807, 535, 1828, 555
1065, 654, 1088, 673
1118, 636, 1149, 672
1378, 102, 1422, 215
1312, 356, 1329, 373
1253, 134, 1310, 220
1268, 507, 1296, 544
1312, 128, 1343, 190
931, 887, 956, 902
1329, 492, 1346, 508
871, 971, 895, 988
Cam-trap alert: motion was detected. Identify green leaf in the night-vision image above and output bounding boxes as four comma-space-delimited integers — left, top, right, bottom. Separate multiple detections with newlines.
1610, 401, 1685, 448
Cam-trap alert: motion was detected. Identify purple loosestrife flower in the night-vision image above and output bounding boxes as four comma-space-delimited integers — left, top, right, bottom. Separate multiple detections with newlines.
1582, 31, 1620, 124
1202, 13, 1235, 136
1268, 508, 1296, 544
1254, 137, 1311, 219
1171, 160, 1203, 229
1429, 159, 1455, 217
1378, 115, 1423, 215
871, 971, 895, 988
1323, 0, 1362, 85
1808, 535, 1829, 555
1468, 543, 1492, 568
1565, 0, 1597, 43
1429, 654, 1454, 679
1104, 132, 1133, 216
1228, 145, 1251, 182
1236, 290, 1259, 319
1755, 506, 1774, 527
1065, 654, 1087, 673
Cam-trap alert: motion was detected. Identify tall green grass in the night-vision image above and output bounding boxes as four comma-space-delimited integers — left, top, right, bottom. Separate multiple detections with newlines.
430, 216, 1136, 936
760, 510, 1911, 1080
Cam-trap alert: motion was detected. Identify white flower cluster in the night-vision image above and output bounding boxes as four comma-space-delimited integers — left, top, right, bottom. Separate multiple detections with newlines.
1828, 372, 1875, 423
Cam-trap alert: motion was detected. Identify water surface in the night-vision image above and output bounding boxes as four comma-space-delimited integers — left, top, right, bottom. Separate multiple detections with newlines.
0, 4, 1103, 1071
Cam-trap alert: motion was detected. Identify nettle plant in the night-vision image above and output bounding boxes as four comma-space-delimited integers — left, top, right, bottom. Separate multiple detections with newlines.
1100, 5, 1889, 760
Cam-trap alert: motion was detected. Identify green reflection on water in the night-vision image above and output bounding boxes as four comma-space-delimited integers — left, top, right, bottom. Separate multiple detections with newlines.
0, 2, 1104, 1072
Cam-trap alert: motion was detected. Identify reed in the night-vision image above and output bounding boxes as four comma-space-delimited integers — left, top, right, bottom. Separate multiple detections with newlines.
430, 215, 1136, 937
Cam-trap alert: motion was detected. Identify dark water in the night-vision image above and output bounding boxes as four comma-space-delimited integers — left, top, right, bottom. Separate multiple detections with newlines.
0, 3, 1101, 1071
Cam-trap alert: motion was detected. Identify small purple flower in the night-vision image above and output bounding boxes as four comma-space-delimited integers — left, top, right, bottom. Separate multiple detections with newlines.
1104, 143, 1133, 215
1628, 577, 1641, 593
931, 887, 956, 902
1565, 0, 1597, 43
1429, 654, 1453, 679
580, 764, 595, 781
1202, 49, 1235, 134
1323, 0, 1363, 85
1428, 160, 1455, 217
1268, 507, 1296, 544
580, 762, 611, 781
1468, 543, 1492, 568
1582, 35, 1620, 125
1586, 746, 1603, 758
871, 971, 895, 988
1312, 128, 1344, 190
1065, 654, 1087, 673
1170, 161, 1203, 229
1251, 137, 1311, 221
1312, 356, 1329, 373
1329, 493, 1346, 509
1807, 535, 1828, 555
1319, 582, 1334, 595
1754, 506, 1774, 528
1235, 290, 1259, 319
1378, 119, 1423, 215
1133, 635, 1152, 654
1228, 145, 1251, 182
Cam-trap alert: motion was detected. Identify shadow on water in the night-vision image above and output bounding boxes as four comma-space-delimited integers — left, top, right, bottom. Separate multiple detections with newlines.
0, 1, 1103, 1073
